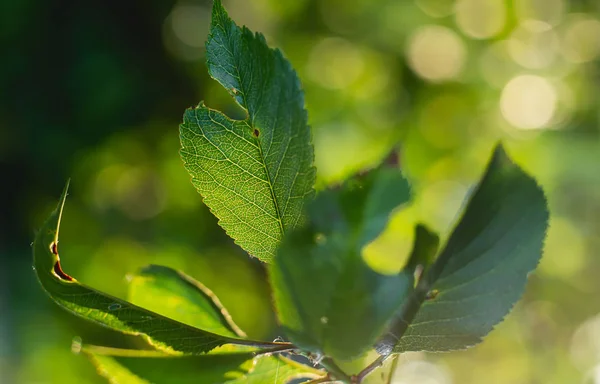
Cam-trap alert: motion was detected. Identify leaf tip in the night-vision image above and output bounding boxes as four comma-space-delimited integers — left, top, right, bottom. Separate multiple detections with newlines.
55, 179, 71, 242
211, 0, 228, 23
489, 142, 513, 170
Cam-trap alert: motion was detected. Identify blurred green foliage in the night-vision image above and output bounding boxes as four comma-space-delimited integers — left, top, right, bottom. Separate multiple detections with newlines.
1, 0, 599, 383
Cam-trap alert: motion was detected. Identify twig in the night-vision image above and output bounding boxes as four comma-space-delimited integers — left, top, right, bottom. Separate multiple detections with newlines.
252, 344, 298, 356
354, 354, 390, 383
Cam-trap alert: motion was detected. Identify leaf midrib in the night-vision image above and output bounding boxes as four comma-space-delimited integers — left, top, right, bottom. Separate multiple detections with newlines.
398, 201, 535, 334
435, 187, 540, 284
188, 110, 281, 244
217, 20, 286, 241
254, 129, 286, 241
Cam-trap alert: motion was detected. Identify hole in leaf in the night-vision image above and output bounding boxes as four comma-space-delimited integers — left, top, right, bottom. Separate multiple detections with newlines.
53, 262, 74, 281
253, 129, 260, 138
49, 241, 74, 281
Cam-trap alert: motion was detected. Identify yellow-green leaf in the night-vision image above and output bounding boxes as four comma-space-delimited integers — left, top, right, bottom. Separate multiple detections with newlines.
128, 265, 245, 338
79, 344, 322, 384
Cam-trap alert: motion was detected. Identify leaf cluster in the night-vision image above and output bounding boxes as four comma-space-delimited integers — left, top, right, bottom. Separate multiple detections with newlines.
33, 1, 549, 383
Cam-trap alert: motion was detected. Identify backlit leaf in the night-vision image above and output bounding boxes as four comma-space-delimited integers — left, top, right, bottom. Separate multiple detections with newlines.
82, 346, 254, 384
128, 265, 245, 338
179, 0, 315, 262
80, 344, 321, 384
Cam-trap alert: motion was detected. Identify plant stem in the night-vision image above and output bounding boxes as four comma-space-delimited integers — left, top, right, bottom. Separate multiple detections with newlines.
252, 344, 297, 356
354, 354, 390, 383
238, 339, 295, 349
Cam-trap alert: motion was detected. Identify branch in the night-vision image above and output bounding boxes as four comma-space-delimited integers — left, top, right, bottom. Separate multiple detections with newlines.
354, 354, 391, 383
252, 344, 297, 356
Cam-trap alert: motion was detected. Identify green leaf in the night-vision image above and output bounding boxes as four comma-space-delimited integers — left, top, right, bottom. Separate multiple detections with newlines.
128, 265, 245, 338
81, 346, 254, 384
80, 344, 322, 384
388, 144, 549, 352
32, 183, 291, 355
228, 355, 322, 384
179, 0, 315, 263
86, 355, 148, 384
271, 168, 413, 360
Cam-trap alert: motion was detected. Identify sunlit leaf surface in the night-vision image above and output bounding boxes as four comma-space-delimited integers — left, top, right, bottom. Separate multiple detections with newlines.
180, 0, 315, 263
128, 265, 245, 338
80, 344, 321, 384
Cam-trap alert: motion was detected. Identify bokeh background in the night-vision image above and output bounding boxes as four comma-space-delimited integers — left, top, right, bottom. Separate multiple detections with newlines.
1, 0, 599, 383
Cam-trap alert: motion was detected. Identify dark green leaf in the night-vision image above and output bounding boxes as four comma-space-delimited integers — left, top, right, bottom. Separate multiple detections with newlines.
179, 0, 315, 263
271, 169, 413, 360
388, 144, 549, 352
32, 183, 291, 355
128, 265, 245, 338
